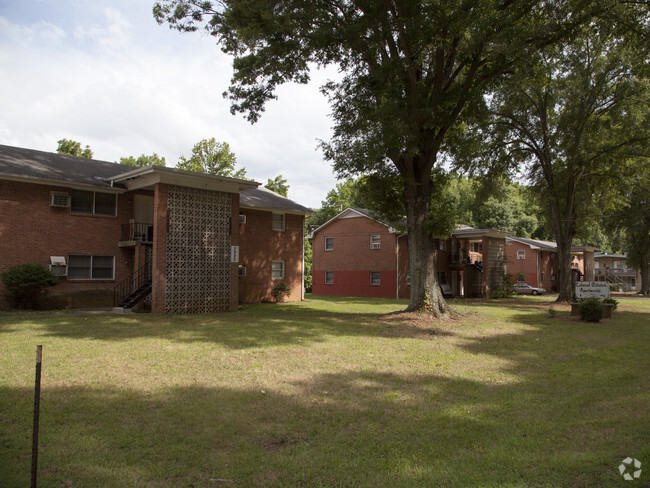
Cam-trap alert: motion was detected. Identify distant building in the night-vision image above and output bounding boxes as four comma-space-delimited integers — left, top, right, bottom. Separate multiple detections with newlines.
594, 253, 640, 292
505, 236, 598, 291
310, 208, 508, 299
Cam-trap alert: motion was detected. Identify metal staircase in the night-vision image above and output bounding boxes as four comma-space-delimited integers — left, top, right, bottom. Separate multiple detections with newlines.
113, 259, 152, 312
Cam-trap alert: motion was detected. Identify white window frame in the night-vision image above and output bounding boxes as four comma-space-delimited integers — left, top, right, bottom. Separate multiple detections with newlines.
67, 255, 115, 280
325, 237, 334, 251
272, 213, 285, 231
272, 260, 285, 280
470, 241, 481, 253
370, 234, 381, 249
370, 271, 381, 285
517, 250, 526, 260
325, 271, 334, 284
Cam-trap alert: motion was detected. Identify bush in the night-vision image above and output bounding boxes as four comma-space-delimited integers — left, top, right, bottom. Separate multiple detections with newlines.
491, 289, 511, 299
579, 298, 604, 323
1, 264, 58, 310
603, 298, 618, 311
271, 281, 290, 303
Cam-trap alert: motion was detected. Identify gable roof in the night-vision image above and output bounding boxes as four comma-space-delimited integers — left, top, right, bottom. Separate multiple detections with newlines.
0, 144, 133, 191
239, 186, 312, 215
311, 207, 400, 236
507, 236, 558, 251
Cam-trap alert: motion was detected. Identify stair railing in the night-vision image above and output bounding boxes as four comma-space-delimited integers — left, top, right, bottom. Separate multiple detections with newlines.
113, 258, 153, 307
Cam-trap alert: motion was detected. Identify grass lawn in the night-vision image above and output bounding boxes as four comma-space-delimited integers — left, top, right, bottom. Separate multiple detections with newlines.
1, 295, 649, 487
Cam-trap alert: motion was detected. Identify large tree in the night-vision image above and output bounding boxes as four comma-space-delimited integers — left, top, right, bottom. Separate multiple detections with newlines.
155, 0, 610, 315
461, 24, 649, 301
56, 139, 93, 159
177, 138, 247, 178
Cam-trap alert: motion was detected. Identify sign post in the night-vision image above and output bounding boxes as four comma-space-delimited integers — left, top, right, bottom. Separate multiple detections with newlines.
31, 345, 42, 488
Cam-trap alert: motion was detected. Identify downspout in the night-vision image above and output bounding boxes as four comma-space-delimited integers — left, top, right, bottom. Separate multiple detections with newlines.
536, 249, 540, 287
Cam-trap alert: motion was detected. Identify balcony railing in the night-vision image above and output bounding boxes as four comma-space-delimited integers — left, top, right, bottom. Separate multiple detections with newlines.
120, 221, 153, 243
595, 268, 636, 278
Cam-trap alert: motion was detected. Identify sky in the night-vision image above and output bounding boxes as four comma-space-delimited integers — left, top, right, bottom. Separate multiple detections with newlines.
0, 0, 340, 208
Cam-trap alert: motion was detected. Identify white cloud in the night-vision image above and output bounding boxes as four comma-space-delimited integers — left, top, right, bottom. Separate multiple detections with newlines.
0, 3, 341, 207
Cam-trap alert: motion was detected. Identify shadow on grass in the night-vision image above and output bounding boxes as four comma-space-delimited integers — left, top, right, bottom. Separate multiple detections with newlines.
0, 299, 455, 349
2, 298, 649, 487
3, 354, 648, 488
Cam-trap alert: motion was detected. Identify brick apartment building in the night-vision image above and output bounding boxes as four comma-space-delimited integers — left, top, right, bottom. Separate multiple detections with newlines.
505, 236, 598, 291
310, 208, 509, 299
0, 144, 310, 312
593, 253, 641, 292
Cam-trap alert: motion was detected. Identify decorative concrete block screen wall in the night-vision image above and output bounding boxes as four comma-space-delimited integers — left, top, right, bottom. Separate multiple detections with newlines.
487, 238, 505, 294
165, 185, 232, 313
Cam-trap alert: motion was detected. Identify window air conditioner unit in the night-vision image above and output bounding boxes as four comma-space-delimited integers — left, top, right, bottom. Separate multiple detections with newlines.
370, 242, 381, 249
50, 192, 70, 207
239, 214, 247, 224
49, 256, 67, 276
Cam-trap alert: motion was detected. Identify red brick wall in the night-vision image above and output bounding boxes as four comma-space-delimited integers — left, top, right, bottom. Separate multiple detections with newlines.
505, 240, 541, 286
312, 216, 398, 297
238, 209, 304, 303
313, 269, 398, 298
0, 180, 132, 308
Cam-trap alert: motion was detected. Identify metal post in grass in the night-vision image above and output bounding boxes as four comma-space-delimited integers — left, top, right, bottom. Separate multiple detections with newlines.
31, 345, 42, 488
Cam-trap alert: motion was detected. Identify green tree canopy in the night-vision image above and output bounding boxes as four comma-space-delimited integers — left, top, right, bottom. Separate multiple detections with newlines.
155, 0, 625, 315
56, 139, 93, 159
265, 175, 289, 197
119, 153, 167, 167
177, 138, 247, 179
459, 24, 650, 301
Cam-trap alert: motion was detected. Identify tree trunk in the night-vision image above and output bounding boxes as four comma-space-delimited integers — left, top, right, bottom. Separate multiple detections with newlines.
639, 247, 650, 295
403, 174, 448, 317
555, 236, 574, 302
547, 186, 576, 303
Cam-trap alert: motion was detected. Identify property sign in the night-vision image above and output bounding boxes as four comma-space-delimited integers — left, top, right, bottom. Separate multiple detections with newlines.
575, 281, 610, 299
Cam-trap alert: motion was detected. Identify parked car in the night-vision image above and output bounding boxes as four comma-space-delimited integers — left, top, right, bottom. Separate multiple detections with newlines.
514, 282, 546, 295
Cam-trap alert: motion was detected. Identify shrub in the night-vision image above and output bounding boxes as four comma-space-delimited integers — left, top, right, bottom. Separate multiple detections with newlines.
516, 272, 526, 282
603, 298, 618, 311
1, 264, 58, 309
579, 298, 604, 323
271, 281, 290, 303
491, 289, 511, 299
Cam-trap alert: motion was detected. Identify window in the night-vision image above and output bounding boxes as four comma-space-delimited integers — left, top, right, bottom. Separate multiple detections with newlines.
551, 274, 557, 281
370, 235, 381, 249
70, 190, 116, 216
436, 239, 446, 251
325, 237, 334, 251
68, 255, 114, 280
407, 273, 411, 285
517, 250, 526, 260
272, 213, 285, 231
437, 271, 447, 284
272, 260, 285, 279
470, 242, 482, 253
325, 271, 334, 284
370, 271, 381, 285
